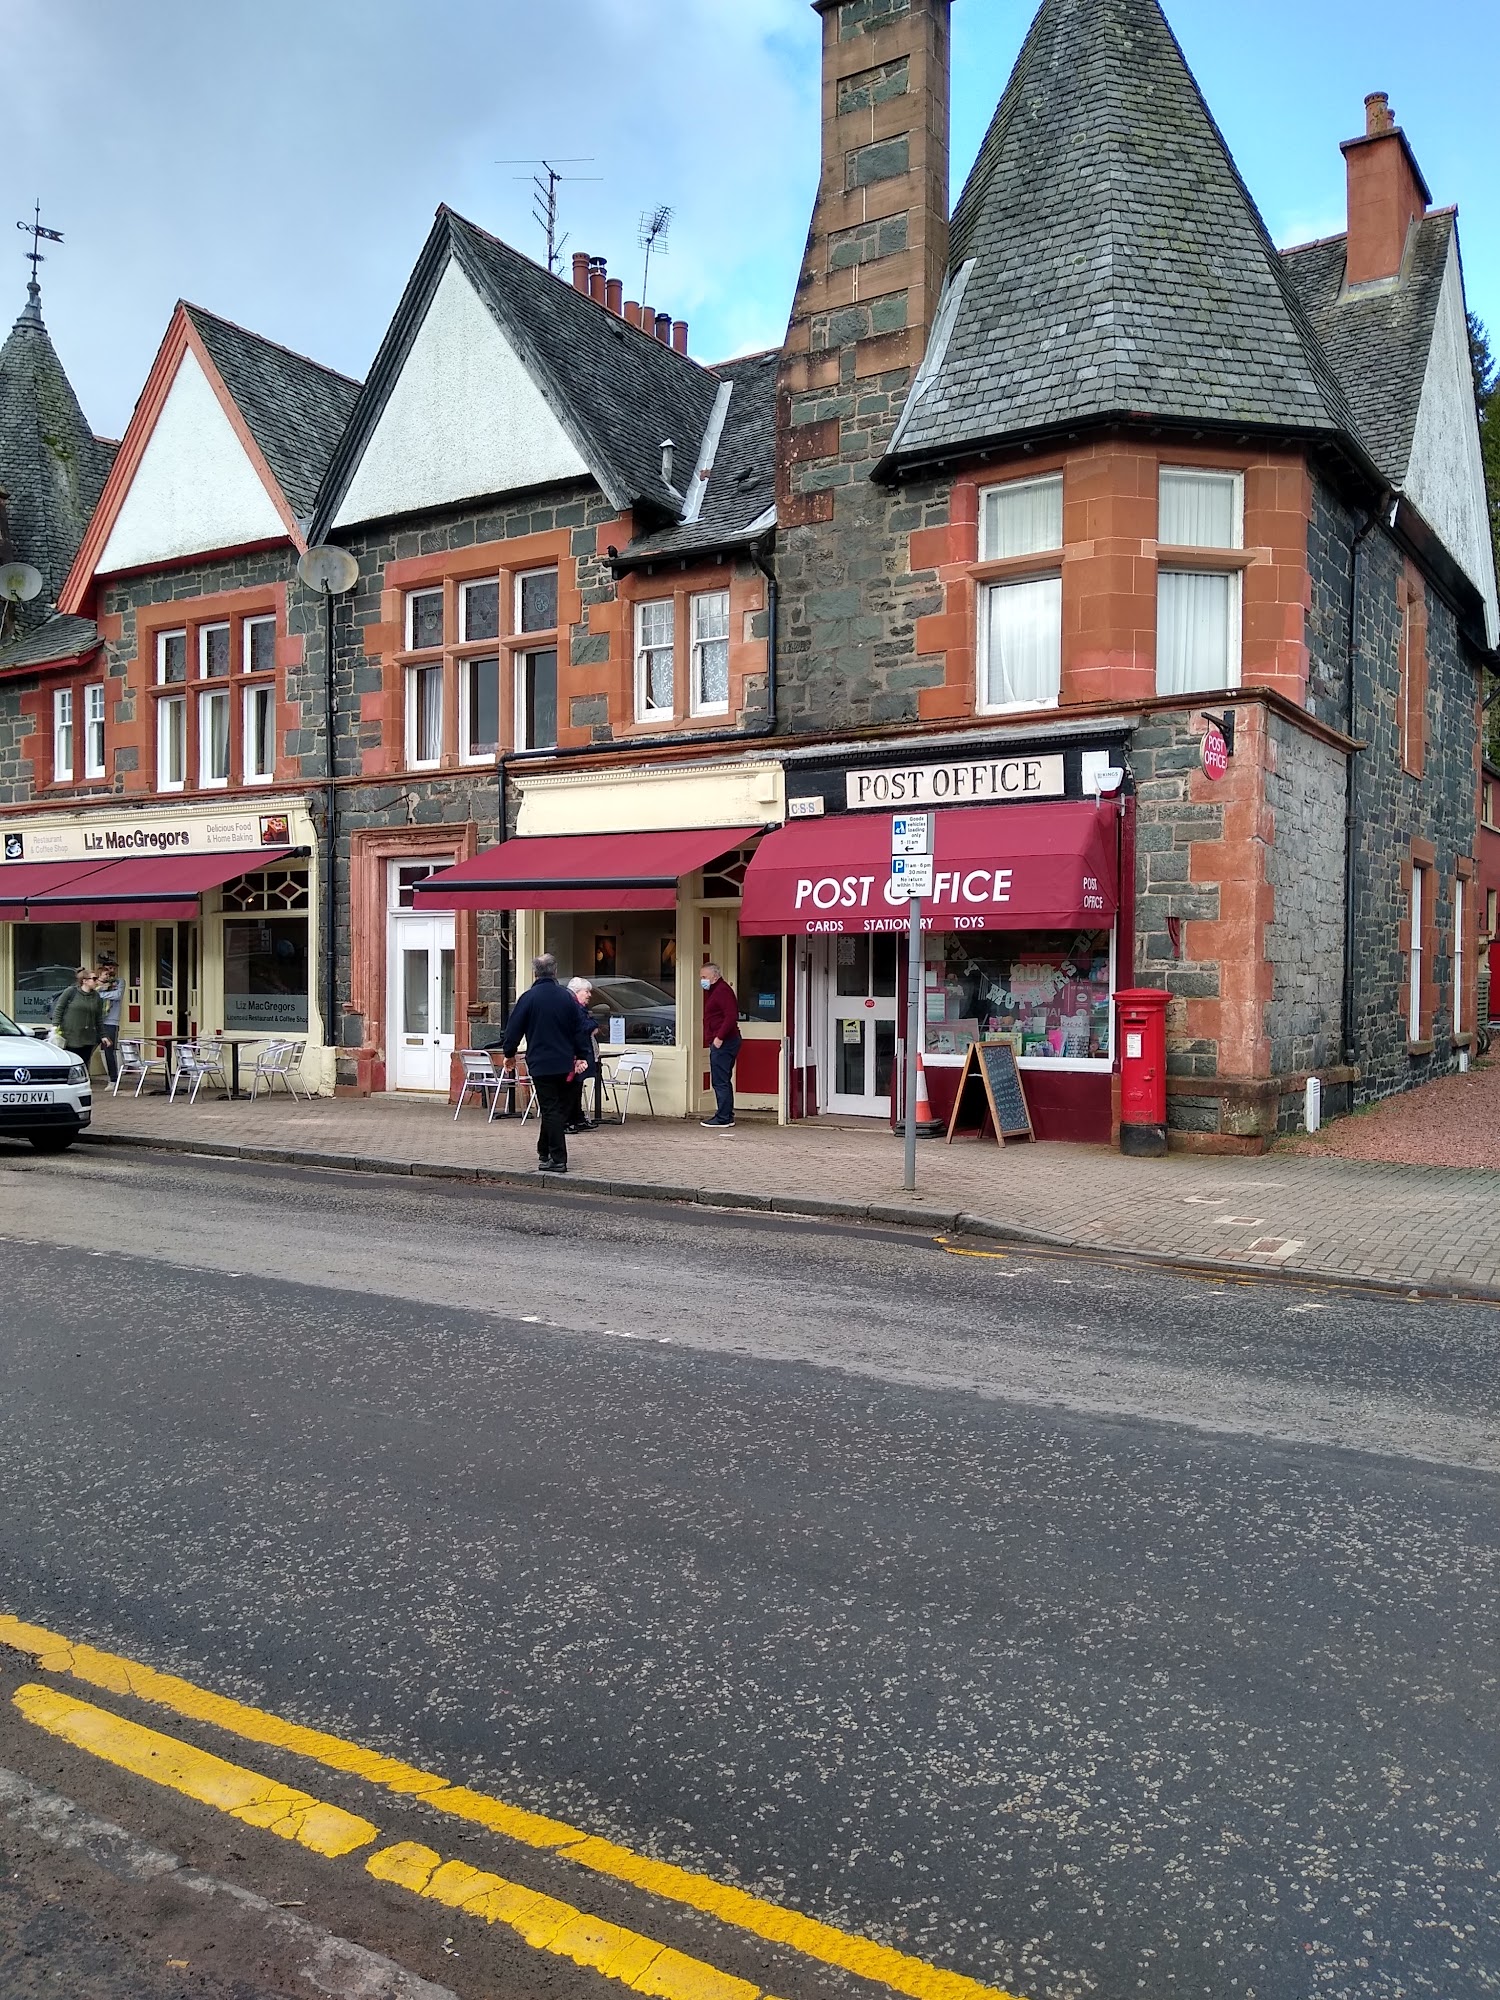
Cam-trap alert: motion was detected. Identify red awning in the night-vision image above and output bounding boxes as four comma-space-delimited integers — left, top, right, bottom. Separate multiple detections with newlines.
1, 849, 294, 922
413, 828, 763, 912
739, 803, 1119, 935
0, 861, 114, 913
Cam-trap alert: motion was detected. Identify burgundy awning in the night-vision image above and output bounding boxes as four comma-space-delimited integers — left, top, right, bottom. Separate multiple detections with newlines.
413, 828, 763, 912
739, 803, 1119, 935
2, 849, 294, 922
0, 860, 113, 913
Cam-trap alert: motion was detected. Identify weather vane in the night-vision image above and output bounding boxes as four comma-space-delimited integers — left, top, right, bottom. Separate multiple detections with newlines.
16, 200, 63, 288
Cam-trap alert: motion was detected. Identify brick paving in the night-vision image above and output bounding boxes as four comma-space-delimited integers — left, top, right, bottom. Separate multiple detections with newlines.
78, 1078, 1500, 1298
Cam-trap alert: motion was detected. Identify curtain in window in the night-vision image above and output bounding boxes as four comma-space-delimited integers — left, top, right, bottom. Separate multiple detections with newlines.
985, 576, 1062, 708
248, 687, 274, 776
982, 475, 1063, 561
205, 692, 230, 779
1156, 571, 1234, 695
692, 592, 729, 708
638, 601, 674, 711
1159, 470, 1238, 549
160, 697, 185, 784
416, 666, 442, 761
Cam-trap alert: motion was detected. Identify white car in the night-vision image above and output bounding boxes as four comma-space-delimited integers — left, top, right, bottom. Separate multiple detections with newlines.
0, 1005, 92, 1152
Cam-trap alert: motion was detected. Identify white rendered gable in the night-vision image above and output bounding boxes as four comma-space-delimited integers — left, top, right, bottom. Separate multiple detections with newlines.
332, 258, 588, 529
98, 348, 287, 573
1404, 237, 1500, 647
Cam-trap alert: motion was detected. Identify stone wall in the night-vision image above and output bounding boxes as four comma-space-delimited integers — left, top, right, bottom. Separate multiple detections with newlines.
0, 676, 38, 802
1264, 710, 1347, 1094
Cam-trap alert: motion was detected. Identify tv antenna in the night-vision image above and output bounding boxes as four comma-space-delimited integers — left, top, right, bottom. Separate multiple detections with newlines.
497, 158, 600, 273
16, 200, 62, 289
639, 205, 672, 305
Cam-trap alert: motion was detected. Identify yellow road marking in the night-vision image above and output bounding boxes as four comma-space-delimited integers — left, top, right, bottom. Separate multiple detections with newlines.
0, 1612, 1027, 2000
369, 1841, 776, 2000
933, 1238, 1012, 1262
11, 1683, 376, 1858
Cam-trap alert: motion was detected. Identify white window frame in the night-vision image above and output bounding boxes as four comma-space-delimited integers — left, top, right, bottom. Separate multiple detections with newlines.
198, 687, 230, 789
53, 688, 73, 782
515, 647, 559, 752
83, 682, 106, 780
158, 693, 186, 793
405, 588, 444, 652
515, 567, 559, 636
406, 662, 444, 770
244, 682, 276, 784
1158, 468, 1244, 551
1488, 888, 1498, 942
156, 628, 187, 686
243, 615, 277, 676
199, 620, 231, 680
460, 578, 501, 645
459, 653, 501, 765
978, 575, 1064, 715
1408, 863, 1425, 1043
978, 472, 1064, 564
689, 589, 731, 717
977, 474, 1064, 716
1156, 468, 1245, 698
635, 599, 675, 720
1454, 876, 1466, 1037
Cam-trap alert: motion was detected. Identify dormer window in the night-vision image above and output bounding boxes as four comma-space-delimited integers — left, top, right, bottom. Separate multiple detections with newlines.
977, 473, 1063, 713
1156, 469, 1244, 696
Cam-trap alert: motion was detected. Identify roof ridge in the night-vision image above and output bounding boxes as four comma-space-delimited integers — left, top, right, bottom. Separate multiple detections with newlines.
181, 301, 360, 389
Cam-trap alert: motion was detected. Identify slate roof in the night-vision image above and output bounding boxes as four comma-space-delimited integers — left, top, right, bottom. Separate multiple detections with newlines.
619, 349, 779, 564
0, 610, 100, 674
888, 0, 1366, 467
314, 208, 722, 537
184, 304, 361, 525
0, 284, 114, 635
1279, 213, 1454, 488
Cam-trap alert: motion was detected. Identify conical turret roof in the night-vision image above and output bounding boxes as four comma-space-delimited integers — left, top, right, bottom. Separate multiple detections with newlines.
889, 0, 1364, 464
0, 283, 113, 633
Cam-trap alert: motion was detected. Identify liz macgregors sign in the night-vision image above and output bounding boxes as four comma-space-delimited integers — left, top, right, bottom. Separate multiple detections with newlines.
845, 755, 1065, 810
3, 812, 294, 865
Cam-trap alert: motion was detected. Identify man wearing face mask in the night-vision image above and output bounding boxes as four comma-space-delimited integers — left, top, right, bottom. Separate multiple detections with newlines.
699, 961, 741, 1129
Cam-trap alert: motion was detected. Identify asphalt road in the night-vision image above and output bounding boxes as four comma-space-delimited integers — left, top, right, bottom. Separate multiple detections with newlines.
0, 1141, 1497, 2000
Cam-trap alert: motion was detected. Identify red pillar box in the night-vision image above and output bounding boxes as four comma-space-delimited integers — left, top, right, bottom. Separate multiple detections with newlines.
1115, 988, 1170, 1157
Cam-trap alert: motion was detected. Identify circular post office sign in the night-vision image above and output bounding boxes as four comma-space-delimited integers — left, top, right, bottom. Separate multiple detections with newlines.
1201, 723, 1230, 781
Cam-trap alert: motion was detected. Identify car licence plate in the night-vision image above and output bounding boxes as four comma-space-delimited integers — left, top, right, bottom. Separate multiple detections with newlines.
0, 1090, 54, 1106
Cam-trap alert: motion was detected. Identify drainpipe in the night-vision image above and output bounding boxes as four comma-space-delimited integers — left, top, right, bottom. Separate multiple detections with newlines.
496, 753, 511, 1026
749, 540, 779, 735
1342, 511, 1380, 1068
323, 583, 338, 1050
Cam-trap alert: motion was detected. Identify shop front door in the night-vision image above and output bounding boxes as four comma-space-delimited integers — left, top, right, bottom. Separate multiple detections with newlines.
390, 913, 455, 1092
824, 934, 899, 1117
147, 920, 200, 1048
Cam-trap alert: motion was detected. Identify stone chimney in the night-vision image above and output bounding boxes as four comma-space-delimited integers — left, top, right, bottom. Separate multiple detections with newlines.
777, 0, 952, 528
1341, 92, 1432, 287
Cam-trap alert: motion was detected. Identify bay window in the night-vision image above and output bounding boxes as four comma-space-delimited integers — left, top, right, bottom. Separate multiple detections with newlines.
978, 474, 1063, 712
1156, 469, 1243, 696
52, 688, 73, 782
635, 599, 675, 718
691, 590, 730, 715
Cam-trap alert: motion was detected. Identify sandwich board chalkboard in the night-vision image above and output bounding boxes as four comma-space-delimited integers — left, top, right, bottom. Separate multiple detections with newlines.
945, 1037, 1035, 1146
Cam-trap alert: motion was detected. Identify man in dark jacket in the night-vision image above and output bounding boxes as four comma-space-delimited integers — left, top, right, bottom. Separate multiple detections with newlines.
501, 954, 594, 1173
700, 962, 741, 1128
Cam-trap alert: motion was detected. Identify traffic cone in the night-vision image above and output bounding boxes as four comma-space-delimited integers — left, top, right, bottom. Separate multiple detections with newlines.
913, 1050, 943, 1136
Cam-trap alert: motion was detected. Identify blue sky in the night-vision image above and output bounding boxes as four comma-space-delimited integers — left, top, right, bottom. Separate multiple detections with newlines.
10, 0, 1497, 441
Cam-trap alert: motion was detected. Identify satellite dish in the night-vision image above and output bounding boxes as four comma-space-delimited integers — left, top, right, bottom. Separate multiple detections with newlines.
0, 562, 43, 603
298, 544, 359, 595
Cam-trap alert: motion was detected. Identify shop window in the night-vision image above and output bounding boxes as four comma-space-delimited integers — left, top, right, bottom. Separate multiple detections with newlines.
978, 474, 1063, 713
461, 655, 500, 761
924, 931, 1113, 1063
407, 663, 443, 767
223, 917, 309, 1033
11, 922, 80, 1027
1156, 469, 1243, 697
84, 683, 106, 780
635, 600, 675, 718
516, 649, 557, 751
702, 846, 755, 900
691, 590, 730, 715
52, 688, 73, 782
199, 688, 231, 788
221, 866, 310, 913
158, 694, 186, 792
543, 911, 677, 1044
737, 935, 783, 1023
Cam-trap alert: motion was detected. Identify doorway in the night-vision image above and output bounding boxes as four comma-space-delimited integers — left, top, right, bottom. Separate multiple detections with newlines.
389, 912, 456, 1091
820, 934, 899, 1117
145, 920, 200, 1046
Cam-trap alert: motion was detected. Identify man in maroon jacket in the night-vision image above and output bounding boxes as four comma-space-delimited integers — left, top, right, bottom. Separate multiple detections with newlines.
700, 962, 741, 1128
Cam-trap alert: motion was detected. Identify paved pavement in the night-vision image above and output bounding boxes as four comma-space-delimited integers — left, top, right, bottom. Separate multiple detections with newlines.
81, 1082, 1500, 1298
3, 1151, 1499, 1999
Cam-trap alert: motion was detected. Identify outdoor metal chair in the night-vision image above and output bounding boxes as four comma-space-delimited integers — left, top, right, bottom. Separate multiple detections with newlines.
248, 1039, 308, 1101
169, 1039, 228, 1105
510, 1055, 541, 1125
600, 1048, 655, 1123
113, 1038, 168, 1098
455, 1049, 503, 1119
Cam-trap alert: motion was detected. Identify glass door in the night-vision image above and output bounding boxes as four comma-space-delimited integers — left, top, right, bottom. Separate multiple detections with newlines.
825, 935, 899, 1117
390, 913, 456, 1091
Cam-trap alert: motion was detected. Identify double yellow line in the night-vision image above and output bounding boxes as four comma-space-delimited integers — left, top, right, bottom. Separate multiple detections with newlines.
1, 1612, 1026, 2000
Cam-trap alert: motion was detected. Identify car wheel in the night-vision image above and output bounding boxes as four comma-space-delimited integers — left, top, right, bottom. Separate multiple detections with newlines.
27, 1131, 76, 1154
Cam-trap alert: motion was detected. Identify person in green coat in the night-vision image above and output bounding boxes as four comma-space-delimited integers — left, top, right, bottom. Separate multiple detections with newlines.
52, 967, 105, 1074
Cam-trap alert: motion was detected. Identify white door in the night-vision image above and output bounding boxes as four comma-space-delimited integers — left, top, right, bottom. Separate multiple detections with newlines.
823, 935, 899, 1117
390, 913, 455, 1091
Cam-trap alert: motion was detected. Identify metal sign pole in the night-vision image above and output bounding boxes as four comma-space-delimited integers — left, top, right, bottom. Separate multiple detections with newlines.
903, 891, 922, 1193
